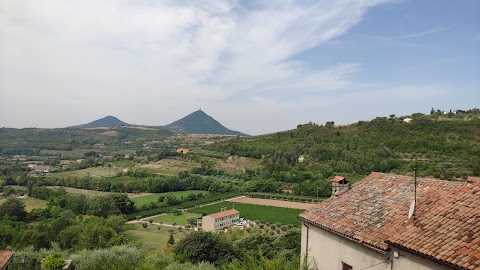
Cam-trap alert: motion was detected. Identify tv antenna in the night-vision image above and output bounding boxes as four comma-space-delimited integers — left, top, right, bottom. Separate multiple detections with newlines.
408, 159, 418, 220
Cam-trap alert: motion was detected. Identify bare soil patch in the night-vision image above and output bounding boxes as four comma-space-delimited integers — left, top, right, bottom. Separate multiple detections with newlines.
227, 196, 317, 210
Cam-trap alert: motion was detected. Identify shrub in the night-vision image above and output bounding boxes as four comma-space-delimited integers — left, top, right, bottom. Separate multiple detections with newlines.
44, 254, 65, 270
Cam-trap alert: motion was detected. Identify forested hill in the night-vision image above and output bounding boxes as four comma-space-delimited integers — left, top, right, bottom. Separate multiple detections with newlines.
205, 109, 480, 184
163, 110, 247, 136
67, 115, 128, 128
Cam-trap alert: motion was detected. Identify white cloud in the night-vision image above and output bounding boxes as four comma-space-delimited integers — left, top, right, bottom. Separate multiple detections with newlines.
0, 0, 396, 132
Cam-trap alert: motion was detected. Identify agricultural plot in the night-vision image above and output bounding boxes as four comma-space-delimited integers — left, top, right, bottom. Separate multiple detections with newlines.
46, 167, 120, 178
139, 158, 200, 175
150, 212, 202, 226
131, 190, 209, 207
124, 223, 189, 249
48, 186, 112, 197
190, 201, 303, 226
227, 196, 317, 210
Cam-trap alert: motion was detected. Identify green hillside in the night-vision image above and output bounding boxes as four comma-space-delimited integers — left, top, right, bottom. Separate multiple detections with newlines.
0, 126, 172, 157
164, 110, 247, 136
205, 109, 480, 188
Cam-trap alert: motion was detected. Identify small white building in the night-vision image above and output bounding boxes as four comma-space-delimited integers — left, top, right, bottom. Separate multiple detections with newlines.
403, 118, 412, 123
201, 208, 240, 231
299, 173, 480, 270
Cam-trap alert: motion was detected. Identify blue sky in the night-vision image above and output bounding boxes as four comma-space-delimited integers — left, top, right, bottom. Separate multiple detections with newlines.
0, 0, 479, 135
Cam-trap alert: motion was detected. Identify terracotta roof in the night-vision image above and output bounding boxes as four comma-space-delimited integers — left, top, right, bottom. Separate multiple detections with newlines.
467, 176, 480, 184
208, 209, 239, 219
0, 250, 14, 269
299, 172, 480, 269
331, 176, 346, 183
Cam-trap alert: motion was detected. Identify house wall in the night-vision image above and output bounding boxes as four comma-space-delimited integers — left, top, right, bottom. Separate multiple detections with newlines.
392, 250, 452, 270
202, 216, 215, 231
213, 214, 239, 230
301, 222, 390, 270
202, 214, 239, 231
301, 222, 453, 270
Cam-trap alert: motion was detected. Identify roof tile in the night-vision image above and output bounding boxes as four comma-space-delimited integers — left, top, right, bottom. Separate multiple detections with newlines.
299, 172, 480, 269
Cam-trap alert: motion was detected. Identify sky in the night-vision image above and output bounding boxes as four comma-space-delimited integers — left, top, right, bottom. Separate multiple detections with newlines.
0, 0, 479, 135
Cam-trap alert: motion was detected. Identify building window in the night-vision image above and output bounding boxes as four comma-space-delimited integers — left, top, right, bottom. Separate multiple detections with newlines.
342, 262, 352, 270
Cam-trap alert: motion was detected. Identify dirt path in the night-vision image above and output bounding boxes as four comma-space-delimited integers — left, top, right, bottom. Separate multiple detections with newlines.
226, 196, 317, 210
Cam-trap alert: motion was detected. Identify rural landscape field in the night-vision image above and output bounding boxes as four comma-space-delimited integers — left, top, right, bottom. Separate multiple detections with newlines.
1, 108, 479, 269
1, 1, 479, 269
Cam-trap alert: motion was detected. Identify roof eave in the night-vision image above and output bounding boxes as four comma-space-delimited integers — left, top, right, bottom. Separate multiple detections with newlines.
301, 218, 389, 255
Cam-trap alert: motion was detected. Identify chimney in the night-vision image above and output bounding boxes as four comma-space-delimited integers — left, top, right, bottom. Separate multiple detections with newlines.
331, 176, 349, 196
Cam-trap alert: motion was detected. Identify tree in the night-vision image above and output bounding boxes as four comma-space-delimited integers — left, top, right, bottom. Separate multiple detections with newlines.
173, 231, 234, 264
167, 234, 175, 245
0, 197, 27, 221
142, 223, 148, 229
187, 216, 197, 226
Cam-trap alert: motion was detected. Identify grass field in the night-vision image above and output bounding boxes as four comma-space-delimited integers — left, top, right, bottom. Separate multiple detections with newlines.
0, 197, 48, 212
124, 223, 189, 249
150, 212, 202, 226
190, 201, 303, 226
46, 167, 120, 178
20, 197, 48, 212
132, 190, 209, 207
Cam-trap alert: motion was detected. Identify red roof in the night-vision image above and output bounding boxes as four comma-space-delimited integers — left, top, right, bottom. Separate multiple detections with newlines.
0, 251, 14, 269
208, 209, 239, 219
467, 176, 480, 184
331, 176, 346, 183
299, 172, 480, 269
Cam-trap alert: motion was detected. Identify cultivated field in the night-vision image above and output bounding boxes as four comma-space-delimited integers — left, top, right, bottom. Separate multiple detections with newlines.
190, 201, 303, 226
124, 223, 189, 249
227, 196, 317, 210
131, 190, 209, 207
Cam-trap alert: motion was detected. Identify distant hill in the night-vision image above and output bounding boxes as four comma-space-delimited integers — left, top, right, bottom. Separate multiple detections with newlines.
68, 116, 128, 129
163, 110, 247, 136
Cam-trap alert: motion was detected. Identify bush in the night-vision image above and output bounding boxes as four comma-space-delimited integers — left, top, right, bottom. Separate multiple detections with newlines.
44, 254, 65, 270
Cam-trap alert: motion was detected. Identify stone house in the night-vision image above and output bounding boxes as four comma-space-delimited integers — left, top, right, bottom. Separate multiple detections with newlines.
299, 172, 480, 270
201, 208, 240, 231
